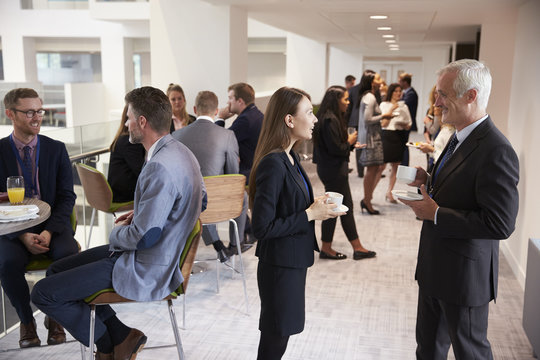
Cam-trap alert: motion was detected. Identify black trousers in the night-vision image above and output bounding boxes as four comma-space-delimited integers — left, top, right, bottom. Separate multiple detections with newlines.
316, 162, 358, 243
0, 224, 78, 324
416, 290, 493, 360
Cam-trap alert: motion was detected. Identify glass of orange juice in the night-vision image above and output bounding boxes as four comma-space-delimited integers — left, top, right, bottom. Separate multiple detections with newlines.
7, 176, 25, 205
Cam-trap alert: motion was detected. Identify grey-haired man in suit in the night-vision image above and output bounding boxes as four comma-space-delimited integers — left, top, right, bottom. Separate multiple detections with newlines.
401, 60, 519, 360
173, 90, 250, 262
32, 86, 206, 360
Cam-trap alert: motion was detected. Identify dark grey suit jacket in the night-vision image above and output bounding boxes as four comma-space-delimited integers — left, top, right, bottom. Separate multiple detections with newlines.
417, 117, 519, 306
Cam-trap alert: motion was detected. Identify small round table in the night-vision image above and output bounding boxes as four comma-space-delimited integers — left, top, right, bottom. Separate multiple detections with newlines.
0, 198, 51, 236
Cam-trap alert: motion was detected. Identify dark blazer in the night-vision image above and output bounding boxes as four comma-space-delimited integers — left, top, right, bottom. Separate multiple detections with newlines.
107, 135, 145, 203
346, 83, 361, 128
402, 87, 418, 131
417, 117, 519, 306
229, 103, 263, 181
252, 151, 319, 269
313, 112, 353, 169
0, 135, 76, 236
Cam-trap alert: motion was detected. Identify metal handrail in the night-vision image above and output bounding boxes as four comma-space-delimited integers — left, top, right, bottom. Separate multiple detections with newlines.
69, 147, 110, 163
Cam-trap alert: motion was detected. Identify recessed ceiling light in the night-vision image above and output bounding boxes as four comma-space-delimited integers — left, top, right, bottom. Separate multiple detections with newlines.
377, 27, 392, 31
382, 35, 395, 38
370, 15, 388, 20
385, 40, 396, 43
389, 44, 399, 48
389, 48, 399, 51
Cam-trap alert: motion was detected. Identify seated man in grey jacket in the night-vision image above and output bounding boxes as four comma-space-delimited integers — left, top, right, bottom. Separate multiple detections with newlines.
31, 86, 206, 360
173, 90, 251, 263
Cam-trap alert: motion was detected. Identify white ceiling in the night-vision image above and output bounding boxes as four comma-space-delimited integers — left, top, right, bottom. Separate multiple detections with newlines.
202, 0, 527, 54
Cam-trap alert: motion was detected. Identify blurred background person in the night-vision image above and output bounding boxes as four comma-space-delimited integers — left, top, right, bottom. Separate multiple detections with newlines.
344, 74, 356, 90
249, 87, 341, 359
166, 83, 195, 132
357, 70, 396, 215
313, 86, 375, 260
419, 118, 455, 172
380, 83, 412, 203
398, 73, 418, 167
423, 85, 442, 143
108, 105, 146, 203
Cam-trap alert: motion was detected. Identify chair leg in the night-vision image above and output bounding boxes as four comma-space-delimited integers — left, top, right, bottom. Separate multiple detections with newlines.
215, 258, 220, 294
230, 219, 250, 314
167, 299, 185, 360
88, 304, 96, 360
86, 208, 97, 249
80, 343, 86, 360
1, 286, 6, 336
182, 293, 186, 330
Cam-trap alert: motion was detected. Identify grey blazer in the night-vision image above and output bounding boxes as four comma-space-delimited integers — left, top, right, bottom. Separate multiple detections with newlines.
172, 118, 239, 176
417, 117, 519, 306
109, 135, 206, 302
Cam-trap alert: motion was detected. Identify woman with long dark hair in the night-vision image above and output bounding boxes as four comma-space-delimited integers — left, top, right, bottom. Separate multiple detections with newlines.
249, 87, 341, 359
107, 104, 146, 203
356, 70, 396, 214
313, 85, 376, 260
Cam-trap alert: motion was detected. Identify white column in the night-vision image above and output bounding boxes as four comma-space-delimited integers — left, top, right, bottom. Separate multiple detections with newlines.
2, 34, 38, 82
150, 0, 248, 108
286, 32, 327, 104
101, 34, 129, 118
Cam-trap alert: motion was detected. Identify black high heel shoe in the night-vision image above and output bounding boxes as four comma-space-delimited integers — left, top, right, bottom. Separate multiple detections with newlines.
360, 200, 380, 215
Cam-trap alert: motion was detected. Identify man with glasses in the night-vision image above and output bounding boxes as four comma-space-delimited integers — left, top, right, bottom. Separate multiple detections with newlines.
0, 88, 78, 348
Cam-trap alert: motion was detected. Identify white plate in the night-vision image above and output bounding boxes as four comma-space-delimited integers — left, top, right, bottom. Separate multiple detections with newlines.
332, 204, 349, 213
406, 142, 421, 149
0, 213, 39, 223
392, 190, 423, 201
0, 205, 39, 220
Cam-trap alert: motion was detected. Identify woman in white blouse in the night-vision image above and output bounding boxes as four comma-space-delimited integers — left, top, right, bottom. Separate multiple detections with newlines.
380, 83, 412, 203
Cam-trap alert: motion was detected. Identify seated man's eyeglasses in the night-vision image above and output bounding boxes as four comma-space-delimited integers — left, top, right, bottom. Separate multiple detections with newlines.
12, 108, 47, 118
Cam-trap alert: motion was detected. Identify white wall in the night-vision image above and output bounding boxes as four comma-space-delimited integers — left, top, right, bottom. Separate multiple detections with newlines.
248, 52, 286, 94
328, 46, 363, 88
64, 82, 105, 127
503, 0, 540, 287
150, 0, 247, 110
286, 32, 327, 104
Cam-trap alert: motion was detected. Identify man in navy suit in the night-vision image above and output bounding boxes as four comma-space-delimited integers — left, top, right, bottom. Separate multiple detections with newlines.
401, 60, 519, 360
217, 83, 263, 244
400, 72, 418, 166
0, 88, 77, 348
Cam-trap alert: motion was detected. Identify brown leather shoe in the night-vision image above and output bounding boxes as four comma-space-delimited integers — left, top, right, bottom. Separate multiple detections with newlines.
44, 315, 66, 345
19, 319, 41, 348
113, 328, 147, 360
95, 351, 114, 360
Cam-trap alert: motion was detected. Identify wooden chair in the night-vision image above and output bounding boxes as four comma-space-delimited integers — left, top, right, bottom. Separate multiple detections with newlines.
80, 220, 201, 360
199, 174, 249, 314
75, 163, 133, 249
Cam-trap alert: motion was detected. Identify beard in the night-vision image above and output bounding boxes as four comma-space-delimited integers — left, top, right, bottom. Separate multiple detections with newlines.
129, 128, 143, 144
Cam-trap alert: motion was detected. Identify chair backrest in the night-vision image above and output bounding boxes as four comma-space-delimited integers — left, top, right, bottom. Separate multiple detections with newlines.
199, 174, 246, 225
175, 219, 202, 295
75, 163, 113, 212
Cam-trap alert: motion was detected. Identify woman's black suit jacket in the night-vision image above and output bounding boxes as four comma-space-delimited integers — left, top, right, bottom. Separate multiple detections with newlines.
252, 151, 319, 269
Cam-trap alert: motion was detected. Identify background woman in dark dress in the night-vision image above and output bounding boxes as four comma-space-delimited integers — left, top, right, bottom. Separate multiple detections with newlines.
313, 86, 376, 260
249, 87, 342, 360
107, 105, 146, 203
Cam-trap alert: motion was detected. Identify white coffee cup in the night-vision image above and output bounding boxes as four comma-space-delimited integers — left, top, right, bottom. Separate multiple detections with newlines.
396, 165, 417, 184
325, 192, 343, 208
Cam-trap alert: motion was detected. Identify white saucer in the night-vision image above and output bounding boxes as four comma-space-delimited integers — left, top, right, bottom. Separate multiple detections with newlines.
332, 204, 349, 212
392, 190, 423, 201
406, 142, 421, 149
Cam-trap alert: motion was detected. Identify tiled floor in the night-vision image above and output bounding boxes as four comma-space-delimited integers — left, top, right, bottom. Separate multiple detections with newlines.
0, 134, 534, 359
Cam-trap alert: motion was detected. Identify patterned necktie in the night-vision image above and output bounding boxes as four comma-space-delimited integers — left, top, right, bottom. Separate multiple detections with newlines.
22, 146, 34, 196
433, 134, 459, 182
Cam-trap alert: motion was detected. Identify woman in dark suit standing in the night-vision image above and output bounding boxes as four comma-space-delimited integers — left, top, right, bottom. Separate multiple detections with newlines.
313, 86, 376, 260
107, 105, 146, 203
249, 87, 342, 359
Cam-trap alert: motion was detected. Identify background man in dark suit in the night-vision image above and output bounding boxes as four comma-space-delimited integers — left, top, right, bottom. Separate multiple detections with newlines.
399, 72, 418, 166
217, 82, 263, 244
0, 88, 78, 348
401, 59, 519, 360
173, 90, 250, 261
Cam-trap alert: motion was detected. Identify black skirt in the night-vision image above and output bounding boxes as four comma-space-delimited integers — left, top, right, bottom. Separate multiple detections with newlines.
257, 260, 307, 336
382, 129, 408, 163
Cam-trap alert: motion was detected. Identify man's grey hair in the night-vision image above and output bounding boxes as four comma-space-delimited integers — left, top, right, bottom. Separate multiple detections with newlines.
437, 59, 492, 110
